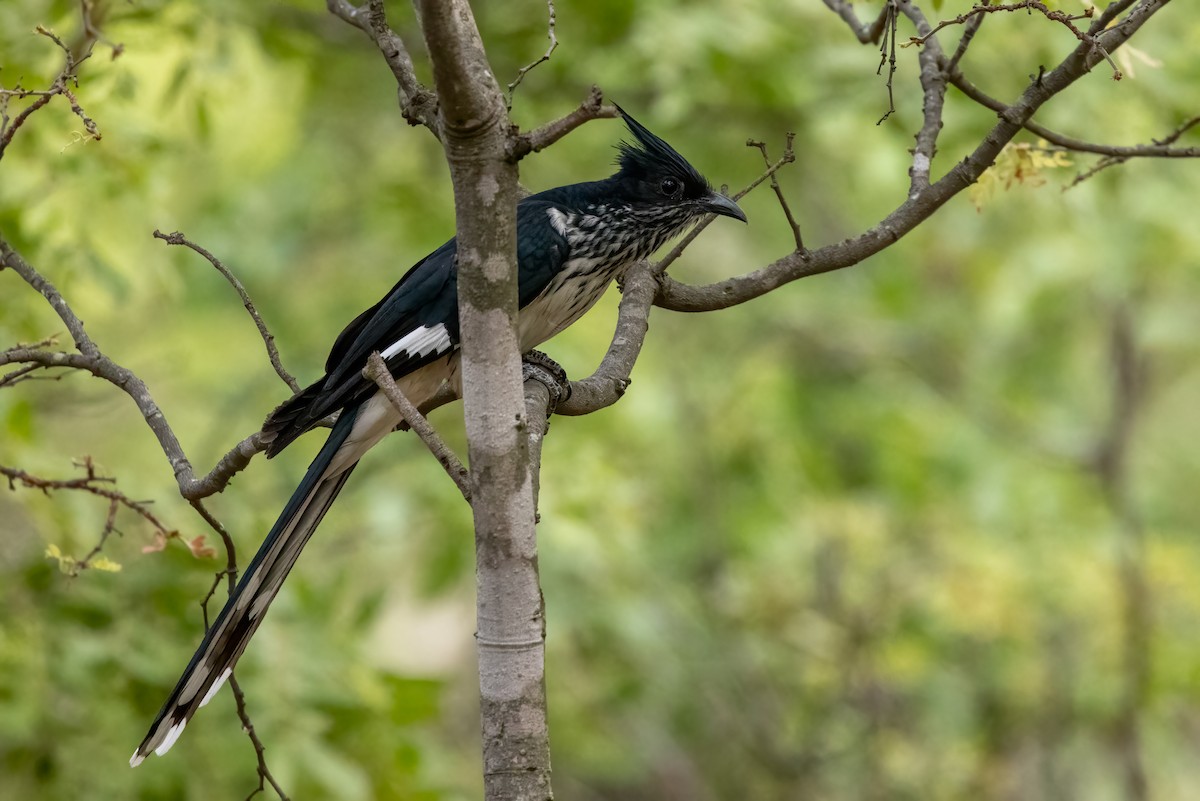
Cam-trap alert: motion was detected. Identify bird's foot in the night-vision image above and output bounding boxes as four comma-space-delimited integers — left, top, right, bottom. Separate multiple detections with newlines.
522, 349, 571, 416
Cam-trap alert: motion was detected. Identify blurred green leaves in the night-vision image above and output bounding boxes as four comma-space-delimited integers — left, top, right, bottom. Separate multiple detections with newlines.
3, 1, 1200, 800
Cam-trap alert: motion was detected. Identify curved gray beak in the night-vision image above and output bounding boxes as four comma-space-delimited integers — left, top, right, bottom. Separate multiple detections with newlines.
703, 192, 747, 223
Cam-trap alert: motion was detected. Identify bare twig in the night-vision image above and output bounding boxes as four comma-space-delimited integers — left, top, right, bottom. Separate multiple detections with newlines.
1064, 114, 1200, 188
897, 2, 949, 193
506, 0, 558, 107
748, 136, 804, 252
0, 361, 64, 388
821, 0, 892, 44
230, 673, 291, 801
909, 2, 1122, 80
876, 1, 898, 125
326, 0, 440, 135
1, 236, 271, 500
154, 230, 300, 393
1088, 0, 1140, 34
2, 459, 172, 535
0, 25, 101, 161
189, 498, 237, 578
947, 0, 990, 72
946, 69, 1200, 160
1, 335, 59, 354
656, 136, 796, 275
363, 352, 471, 502
2, 459, 176, 575
654, 0, 1172, 314
508, 86, 619, 161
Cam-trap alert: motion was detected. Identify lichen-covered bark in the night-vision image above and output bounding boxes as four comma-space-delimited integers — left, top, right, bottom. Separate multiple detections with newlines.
416, 1, 552, 798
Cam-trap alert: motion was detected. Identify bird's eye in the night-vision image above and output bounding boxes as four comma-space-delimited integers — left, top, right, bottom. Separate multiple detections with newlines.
659, 177, 681, 196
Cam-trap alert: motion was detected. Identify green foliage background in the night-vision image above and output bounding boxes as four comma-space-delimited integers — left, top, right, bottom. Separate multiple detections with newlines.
2, 1, 1199, 799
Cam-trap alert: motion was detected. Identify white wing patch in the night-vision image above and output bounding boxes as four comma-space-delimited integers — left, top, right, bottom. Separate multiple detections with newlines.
547, 207, 570, 237
380, 324, 451, 362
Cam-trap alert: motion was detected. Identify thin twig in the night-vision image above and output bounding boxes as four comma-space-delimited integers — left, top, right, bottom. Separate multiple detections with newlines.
1, 236, 272, 500
0, 25, 101, 161
947, 0, 990, 72
876, 1, 898, 125
1, 335, 59, 355
1, 459, 173, 536
230, 673, 291, 801
200, 569, 237, 627
1087, 0, 1140, 35
909, 2, 1121, 80
364, 352, 472, 501
189, 498, 237, 578
72, 497, 122, 571
896, 1, 950, 194
153, 230, 300, 393
821, 0, 892, 44
655, 135, 796, 275
508, 86, 618, 162
946, 69, 1200, 159
2, 459, 176, 575
654, 0, 1173, 313
326, 0, 440, 135
506, 0, 557, 108
1064, 114, 1200, 188
747, 136, 804, 252
0, 361, 59, 388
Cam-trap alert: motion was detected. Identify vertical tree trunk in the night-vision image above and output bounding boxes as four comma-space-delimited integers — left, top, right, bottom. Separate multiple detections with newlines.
416, 2, 553, 798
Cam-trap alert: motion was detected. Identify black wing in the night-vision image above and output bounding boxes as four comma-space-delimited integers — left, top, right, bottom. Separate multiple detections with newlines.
263, 200, 570, 456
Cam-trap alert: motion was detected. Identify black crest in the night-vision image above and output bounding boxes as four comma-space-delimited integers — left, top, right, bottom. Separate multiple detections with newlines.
614, 104, 711, 199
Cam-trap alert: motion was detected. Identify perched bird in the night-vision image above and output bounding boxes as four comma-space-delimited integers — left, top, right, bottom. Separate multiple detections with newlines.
131, 106, 746, 766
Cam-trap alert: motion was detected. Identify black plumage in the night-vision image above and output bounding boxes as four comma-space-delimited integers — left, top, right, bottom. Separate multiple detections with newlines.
131, 106, 746, 766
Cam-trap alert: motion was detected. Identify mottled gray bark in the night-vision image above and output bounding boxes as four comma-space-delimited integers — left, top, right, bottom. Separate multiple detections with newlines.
416, 1, 552, 798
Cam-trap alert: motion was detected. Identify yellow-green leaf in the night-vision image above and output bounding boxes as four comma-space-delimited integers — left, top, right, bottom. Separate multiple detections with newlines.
88, 556, 123, 573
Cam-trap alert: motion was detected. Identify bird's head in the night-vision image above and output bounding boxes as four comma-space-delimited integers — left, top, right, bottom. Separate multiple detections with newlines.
613, 105, 747, 226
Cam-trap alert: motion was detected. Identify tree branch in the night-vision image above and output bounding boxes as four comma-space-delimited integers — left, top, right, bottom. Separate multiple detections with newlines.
1, 235, 275, 500
946, 0, 990, 73
190, 501, 290, 801
821, 0, 891, 44
326, 0, 440, 135
154, 230, 300, 393
554, 262, 656, 416
414, 1, 552, 798
364, 352, 471, 501
654, 0, 1172, 314
1063, 114, 1200, 187
2, 459, 175, 574
908, 2, 1121, 80
505, 0, 558, 107
946, 68, 1200, 159
508, 85, 619, 161
897, 2, 949, 194
0, 25, 100, 161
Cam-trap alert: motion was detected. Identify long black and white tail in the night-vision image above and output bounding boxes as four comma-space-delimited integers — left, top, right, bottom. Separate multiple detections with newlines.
130, 411, 358, 767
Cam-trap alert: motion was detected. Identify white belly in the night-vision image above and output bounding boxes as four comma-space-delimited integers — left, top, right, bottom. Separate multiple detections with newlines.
517, 258, 620, 350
